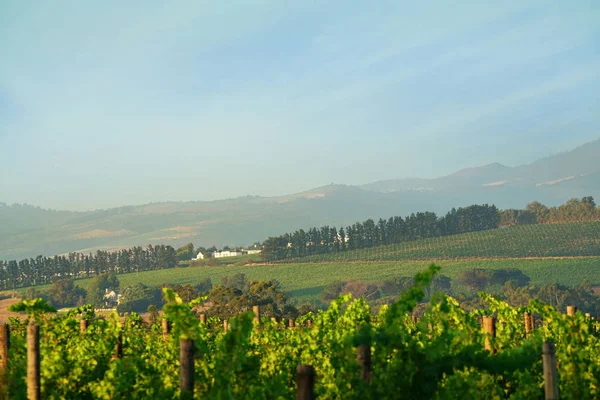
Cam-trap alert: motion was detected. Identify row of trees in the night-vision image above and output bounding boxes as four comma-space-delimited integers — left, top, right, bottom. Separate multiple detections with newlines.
262, 204, 500, 260
499, 197, 598, 226
0, 244, 177, 290
525, 196, 598, 224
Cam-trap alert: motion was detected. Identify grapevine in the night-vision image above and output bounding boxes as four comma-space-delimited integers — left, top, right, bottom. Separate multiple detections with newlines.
1, 265, 599, 399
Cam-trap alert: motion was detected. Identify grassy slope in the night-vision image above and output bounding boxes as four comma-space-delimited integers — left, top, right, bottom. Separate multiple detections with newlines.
0, 187, 434, 260
18, 257, 600, 303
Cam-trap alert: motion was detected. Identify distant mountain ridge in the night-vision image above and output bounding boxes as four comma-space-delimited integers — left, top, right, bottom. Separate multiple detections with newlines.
1, 139, 599, 260
361, 139, 600, 193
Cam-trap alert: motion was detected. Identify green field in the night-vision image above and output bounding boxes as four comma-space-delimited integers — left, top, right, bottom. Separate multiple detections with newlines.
6, 222, 599, 303
283, 221, 600, 263
14, 257, 598, 303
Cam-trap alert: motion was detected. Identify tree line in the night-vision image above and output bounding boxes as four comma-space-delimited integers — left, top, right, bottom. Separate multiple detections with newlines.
0, 245, 177, 291
514, 196, 598, 224
262, 204, 500, 261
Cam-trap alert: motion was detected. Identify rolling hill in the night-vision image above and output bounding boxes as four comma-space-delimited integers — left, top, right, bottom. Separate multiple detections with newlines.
279, 221, 600, 263
4, 220, 600, 303
1, 139, 599, 260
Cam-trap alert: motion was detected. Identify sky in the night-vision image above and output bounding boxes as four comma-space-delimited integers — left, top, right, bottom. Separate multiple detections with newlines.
1, 1, 599, 210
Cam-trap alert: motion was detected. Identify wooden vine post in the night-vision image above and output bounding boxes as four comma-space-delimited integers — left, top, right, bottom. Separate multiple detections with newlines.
0, 323, 9, 372
566, 306, 576, 317
162, 318, 170, 340
252, 306, 260, 325
80, 319, 88, 334
296, 365, 315, 400
542, 341, 559, 400
199, 314, 206, 324
307, 319, 312, 328
27, 324, 40, 400
288, 318, 295, 329
524, 312, 533, 337
357, 344, 372, 382
223, 320, 229, 331
483, 316, 496, 353
180, 338, 195, 398
529, 312, 535, 331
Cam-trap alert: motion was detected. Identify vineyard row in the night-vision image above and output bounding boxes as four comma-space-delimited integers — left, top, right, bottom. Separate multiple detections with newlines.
1, 304, 594, 400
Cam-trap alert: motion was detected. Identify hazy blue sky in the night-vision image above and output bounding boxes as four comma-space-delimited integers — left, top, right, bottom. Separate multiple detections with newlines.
1, 1, 599, 210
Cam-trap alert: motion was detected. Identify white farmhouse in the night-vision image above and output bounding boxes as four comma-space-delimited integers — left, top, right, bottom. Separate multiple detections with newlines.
193, 251, 205, 260
103, 289, 121, 306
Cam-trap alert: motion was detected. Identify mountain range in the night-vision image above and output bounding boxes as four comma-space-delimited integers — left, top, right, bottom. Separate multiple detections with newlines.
1, 139, 599, 260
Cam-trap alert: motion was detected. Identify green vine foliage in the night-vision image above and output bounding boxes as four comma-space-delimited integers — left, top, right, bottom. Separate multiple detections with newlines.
8, 298, 57, 324
1, 264, 599, 399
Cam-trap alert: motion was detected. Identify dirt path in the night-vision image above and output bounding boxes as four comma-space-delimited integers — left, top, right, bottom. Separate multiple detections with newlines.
0, 298, 21, 323
251, 255, 600, 266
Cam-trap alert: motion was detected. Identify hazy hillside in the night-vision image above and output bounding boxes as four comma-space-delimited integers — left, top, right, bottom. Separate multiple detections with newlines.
1, 139, 599, 260
361, 139, 600, 194
0, 188, 439, 260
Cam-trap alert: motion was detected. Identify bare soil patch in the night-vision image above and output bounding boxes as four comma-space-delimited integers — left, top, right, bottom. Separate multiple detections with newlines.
0, 298, 21, 323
